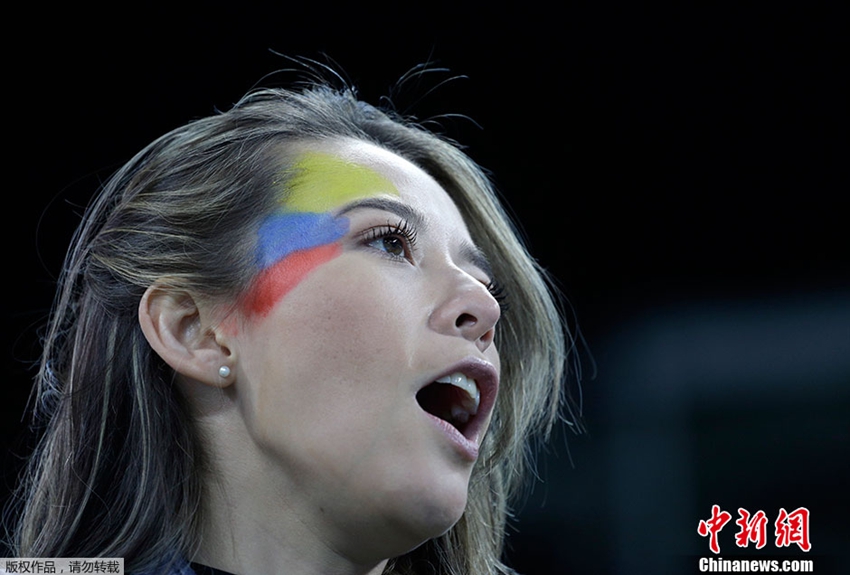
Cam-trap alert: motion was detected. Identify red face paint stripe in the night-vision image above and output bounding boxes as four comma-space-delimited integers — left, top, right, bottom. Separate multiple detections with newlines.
244, 243, 342, 317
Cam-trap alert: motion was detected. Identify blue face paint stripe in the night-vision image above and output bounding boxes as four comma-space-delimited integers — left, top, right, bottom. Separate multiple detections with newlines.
256, 212, 349, 269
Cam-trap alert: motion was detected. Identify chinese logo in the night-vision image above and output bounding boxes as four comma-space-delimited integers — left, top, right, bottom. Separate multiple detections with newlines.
698, 505, 811, 554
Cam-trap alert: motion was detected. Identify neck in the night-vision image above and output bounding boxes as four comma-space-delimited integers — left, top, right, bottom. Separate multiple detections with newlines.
192, 410, 390, 575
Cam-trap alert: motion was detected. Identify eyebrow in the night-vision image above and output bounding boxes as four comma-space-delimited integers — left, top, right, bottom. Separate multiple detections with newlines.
337, 196, 494, 278
336, 197, 426, 231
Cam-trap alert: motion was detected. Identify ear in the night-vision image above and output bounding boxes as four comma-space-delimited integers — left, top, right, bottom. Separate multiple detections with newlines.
139, 284, 234, 388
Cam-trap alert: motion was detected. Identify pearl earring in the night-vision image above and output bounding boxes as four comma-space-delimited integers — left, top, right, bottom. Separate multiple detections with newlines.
218, 365, 231, 378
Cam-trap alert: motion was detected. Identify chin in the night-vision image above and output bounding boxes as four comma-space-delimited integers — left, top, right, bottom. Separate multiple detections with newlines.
341, 485, 469, 564
384, 475, 470, 551
419, 491, 468, 537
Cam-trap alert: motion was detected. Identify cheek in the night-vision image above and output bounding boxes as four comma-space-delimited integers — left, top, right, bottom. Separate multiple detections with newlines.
243, 243, 342, 317
266, 263, 416, 392
240, 265, 420, 473
286, 263, 417, 369
245, 258, 419, 404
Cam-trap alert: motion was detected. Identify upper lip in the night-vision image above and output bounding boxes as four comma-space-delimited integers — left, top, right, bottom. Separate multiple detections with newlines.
420, 356, 500, 442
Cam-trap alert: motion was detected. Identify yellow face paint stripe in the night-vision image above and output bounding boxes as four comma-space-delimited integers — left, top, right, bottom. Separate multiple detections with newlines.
282, 151, 399, 212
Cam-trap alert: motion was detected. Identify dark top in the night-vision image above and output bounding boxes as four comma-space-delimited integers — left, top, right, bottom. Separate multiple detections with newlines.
189, 563, 239, 575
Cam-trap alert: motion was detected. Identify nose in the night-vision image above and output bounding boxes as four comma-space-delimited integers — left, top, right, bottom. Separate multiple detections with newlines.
428, 271, 501, 352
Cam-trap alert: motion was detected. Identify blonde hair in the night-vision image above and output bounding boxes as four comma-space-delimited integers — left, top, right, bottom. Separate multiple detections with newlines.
9, 82, 577, 574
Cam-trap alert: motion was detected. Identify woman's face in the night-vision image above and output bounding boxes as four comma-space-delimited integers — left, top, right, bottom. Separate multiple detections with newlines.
226, 138, 502, 558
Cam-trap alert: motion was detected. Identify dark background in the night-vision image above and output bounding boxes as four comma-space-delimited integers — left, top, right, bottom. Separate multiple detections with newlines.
3, 3, 848, 574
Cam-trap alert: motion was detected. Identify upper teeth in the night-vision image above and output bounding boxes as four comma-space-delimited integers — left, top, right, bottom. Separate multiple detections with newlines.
435, 372, 480, 414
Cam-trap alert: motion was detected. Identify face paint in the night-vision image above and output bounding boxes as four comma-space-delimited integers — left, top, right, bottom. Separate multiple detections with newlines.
244, 150, 399, 316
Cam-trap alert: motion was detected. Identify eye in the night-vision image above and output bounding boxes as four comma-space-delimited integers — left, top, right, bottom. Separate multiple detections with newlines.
370, 235, 406, 258
361, 219, 418, 262
485, 279, 510, 314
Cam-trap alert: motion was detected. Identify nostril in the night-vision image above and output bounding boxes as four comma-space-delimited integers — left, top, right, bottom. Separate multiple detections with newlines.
455, 313, 477, 328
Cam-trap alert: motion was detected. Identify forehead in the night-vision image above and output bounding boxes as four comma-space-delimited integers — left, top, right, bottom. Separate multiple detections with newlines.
288, 138, 472, 236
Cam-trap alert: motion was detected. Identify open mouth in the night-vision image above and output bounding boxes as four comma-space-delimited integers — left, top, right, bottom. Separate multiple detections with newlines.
416, 372, 480, 437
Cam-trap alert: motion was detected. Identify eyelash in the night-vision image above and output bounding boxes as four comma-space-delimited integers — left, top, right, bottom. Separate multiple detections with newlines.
360, 219, 419, 261
486, 279, 510, 314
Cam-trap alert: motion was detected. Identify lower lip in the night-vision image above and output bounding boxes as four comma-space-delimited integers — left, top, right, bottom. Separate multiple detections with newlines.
423, 412, 479, 461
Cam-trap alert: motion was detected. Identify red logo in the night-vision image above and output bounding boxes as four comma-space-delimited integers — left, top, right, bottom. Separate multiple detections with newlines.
698, 506, 811, 554
775, 507, 811, 552
735, 508, 768, 549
